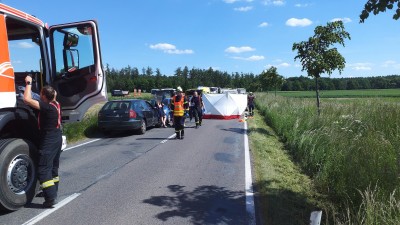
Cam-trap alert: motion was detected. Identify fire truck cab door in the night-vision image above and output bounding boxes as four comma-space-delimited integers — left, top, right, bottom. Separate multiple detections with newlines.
49, 20, 107, 122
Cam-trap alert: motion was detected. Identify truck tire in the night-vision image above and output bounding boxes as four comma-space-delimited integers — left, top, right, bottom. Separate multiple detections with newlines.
0, 139, 38, 211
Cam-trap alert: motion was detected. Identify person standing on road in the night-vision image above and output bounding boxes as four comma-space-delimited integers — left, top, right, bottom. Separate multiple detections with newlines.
171, 86, 188, 139
155, 99, 167, 127
23, 75, 62, 208
247, 92, 255, 117
190, 91, 204, 128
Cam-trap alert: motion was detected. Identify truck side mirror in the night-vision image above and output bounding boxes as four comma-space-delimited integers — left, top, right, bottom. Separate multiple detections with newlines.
63, 33, 79, 48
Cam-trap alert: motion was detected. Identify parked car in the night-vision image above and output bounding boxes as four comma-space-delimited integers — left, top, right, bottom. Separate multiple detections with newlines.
98, 99, 160, 134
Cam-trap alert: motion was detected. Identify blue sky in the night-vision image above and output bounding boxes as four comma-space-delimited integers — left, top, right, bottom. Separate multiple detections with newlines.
3, 0, 400, 78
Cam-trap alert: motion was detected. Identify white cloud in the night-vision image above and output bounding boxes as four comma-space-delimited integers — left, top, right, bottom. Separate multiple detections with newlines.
382, 60, 400, 69
223, 0, 239, 3
234, 6, 253, 11
258, 22, 269, 27
295, 3, 310, 7
263, 0, 285, 6
150, 43, 194, 54
223, 0, 253, 3
278, 62, 290, 67
17, 42, 35, 48
330, 17, 352, 23
349, 63, 372, 71
225, 46, 255, 53
286, 18, 313, 27
265, 62, 290, 68
232, 55, 265, 61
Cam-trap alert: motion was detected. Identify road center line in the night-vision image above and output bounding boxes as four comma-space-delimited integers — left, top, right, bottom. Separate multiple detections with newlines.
22, 193, 81, 225
244, 121, 256, 225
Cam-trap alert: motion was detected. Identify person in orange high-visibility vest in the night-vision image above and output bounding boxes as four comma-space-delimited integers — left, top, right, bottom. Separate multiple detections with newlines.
170, 86, 188, 139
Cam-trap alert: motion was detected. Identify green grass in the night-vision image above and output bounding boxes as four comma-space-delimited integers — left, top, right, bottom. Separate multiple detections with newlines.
277, 89, 400, 98
247, 110, 323, 225
108, 92, 152, 101
253, 92, 400, 224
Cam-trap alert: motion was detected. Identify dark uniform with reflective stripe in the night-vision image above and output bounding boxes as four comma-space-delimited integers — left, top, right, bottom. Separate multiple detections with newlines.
171, 94, 188, 139
190, 95, 203, 128
38, 101, 62, 204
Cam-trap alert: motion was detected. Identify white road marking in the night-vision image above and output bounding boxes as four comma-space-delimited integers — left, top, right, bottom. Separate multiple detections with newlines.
63, 139, 100, 152
160, 134, 176, 143
244, 121, 256, 225
22, 193, 81, 225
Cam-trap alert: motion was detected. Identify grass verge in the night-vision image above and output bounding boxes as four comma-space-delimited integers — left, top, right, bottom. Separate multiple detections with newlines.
247, 109, 324, 225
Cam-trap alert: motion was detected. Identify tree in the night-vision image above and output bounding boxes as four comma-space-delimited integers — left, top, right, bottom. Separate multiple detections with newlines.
360, 0, 400, 22
259, 66, 284, 96
292, 21, 350, 115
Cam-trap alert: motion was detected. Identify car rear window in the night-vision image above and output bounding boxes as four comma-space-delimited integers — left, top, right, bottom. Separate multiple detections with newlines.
102, 101, 131, 111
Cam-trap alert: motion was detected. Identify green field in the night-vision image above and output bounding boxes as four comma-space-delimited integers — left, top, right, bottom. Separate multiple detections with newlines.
277, 89, 400, 98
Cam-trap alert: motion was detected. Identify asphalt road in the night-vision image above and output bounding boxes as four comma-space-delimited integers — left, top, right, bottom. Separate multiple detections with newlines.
0, 119, 253, 225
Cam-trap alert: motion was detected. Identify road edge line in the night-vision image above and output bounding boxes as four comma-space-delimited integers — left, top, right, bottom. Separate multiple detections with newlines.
244, 121, 256, 225
63, 139, 101, 152
22, 193, 81, 225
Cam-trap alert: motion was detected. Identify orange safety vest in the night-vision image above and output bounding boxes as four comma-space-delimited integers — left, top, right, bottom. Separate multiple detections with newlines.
172, 95, 185, 117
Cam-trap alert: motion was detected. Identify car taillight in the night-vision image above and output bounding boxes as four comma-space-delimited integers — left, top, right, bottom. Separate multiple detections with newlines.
129, 110, 137, 118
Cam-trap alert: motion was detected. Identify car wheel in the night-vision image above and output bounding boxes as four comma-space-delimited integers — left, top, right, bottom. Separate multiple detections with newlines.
138, 119, 146, 134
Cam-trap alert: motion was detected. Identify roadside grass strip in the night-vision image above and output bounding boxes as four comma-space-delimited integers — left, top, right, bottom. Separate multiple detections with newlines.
247, 109, 322, 225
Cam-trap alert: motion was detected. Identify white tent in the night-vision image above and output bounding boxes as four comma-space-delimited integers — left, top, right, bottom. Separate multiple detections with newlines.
202, 93, 247, 119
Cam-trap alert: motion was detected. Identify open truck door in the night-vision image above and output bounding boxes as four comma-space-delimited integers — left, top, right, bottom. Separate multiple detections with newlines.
49, 20, 107, 122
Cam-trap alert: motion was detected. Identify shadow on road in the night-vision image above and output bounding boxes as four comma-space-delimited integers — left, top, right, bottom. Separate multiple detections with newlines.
143, 185, 248, 225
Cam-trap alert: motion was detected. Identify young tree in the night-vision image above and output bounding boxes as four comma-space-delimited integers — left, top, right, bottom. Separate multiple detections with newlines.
259, 66, 284, 96
360, 0, 400, 22
292, 21, 350, 115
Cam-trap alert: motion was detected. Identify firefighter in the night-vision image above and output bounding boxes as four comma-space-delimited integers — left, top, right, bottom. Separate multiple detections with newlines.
23, 75, 62, 208
190, 91, 204, 128
171, 86, 188, 139
247, 92, 255, 117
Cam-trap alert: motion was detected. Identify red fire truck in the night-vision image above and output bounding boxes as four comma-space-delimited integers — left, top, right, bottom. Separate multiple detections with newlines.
0, 3, 107, 210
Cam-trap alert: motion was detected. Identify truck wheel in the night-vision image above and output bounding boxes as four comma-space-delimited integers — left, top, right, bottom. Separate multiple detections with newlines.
0, 139, 38, 211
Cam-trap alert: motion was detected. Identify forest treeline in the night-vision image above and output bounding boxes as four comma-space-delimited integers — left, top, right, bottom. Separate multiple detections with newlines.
105, 64, 400, 92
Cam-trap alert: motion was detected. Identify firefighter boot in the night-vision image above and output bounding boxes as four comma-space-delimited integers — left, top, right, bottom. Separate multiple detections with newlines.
181, 130, 184, 139
175, 131, 180, 139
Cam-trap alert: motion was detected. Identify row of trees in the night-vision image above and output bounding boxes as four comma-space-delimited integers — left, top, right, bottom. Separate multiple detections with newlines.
104, 65, 260, 93
105, 64, 400, 93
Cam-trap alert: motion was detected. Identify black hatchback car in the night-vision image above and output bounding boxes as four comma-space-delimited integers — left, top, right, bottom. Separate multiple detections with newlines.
98, 99, 160, 134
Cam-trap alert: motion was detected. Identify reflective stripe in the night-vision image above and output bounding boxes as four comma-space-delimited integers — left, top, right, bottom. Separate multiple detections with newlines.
53, 176, 59, 183
173, 96, 185, 116
49, 101, 61, 129
41, 180, 55, 189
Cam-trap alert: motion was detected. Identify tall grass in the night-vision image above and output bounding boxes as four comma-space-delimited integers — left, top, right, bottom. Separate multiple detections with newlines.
255, 93, 400, 223
63, 111, 99, 143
